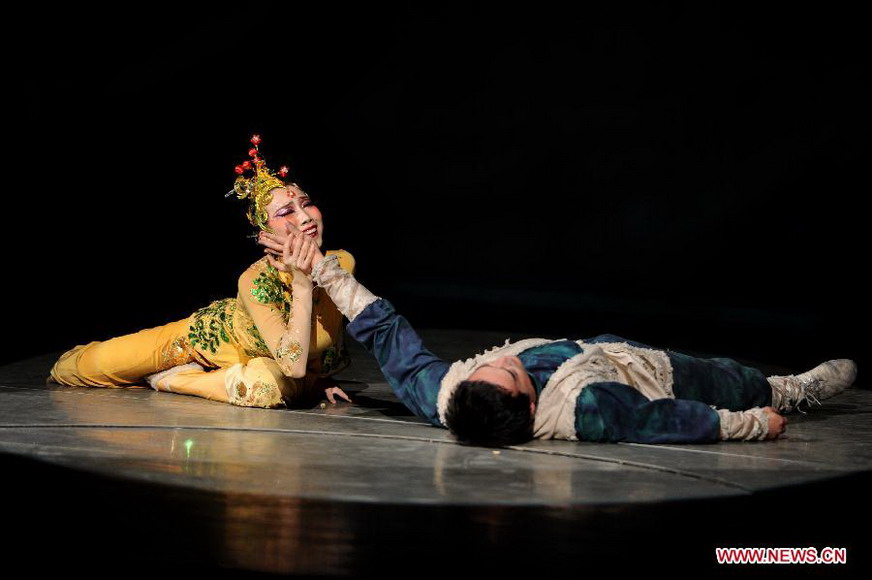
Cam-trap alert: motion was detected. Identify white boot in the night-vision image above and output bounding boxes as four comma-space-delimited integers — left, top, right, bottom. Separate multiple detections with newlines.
768, 359, 857, 413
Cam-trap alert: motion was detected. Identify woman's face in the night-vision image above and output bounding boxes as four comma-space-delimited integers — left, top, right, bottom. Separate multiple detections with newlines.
264, 185, 324, 247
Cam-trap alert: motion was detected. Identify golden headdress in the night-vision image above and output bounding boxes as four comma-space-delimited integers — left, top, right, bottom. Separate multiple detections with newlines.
228, 134, 291, 232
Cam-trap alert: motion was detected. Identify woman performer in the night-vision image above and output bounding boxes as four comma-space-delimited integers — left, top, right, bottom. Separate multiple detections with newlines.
49, 135, 354, 408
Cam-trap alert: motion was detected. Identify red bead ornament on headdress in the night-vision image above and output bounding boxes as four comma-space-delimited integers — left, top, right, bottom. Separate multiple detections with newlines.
227, 134, 293, 232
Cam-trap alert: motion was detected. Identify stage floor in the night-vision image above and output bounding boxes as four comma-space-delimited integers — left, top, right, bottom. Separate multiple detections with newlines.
1, 329, 869, 576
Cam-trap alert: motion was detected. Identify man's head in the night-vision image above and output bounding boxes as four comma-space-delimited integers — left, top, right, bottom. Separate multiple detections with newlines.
444, 355, 537, 446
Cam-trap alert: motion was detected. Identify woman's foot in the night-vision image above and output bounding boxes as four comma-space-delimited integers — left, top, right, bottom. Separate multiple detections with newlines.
768, 359, 857, 413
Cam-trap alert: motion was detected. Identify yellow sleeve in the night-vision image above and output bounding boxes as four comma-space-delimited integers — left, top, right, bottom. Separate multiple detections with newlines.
238, 264, 310, 378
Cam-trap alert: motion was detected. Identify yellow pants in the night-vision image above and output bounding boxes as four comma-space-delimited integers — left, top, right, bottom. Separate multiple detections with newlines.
49, 318, 311, 408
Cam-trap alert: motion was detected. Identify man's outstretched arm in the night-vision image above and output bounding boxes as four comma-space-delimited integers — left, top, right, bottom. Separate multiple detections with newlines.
313, 255, 450, 426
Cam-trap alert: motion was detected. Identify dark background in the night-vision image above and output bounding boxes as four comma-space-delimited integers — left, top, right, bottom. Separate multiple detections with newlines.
9, 2, 867, 376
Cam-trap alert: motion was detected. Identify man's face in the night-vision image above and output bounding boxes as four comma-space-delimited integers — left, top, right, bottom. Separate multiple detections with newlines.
467, 355, 537, 414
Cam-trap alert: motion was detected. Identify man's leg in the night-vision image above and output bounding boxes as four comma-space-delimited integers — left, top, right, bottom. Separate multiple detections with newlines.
585, 333, 771, 411
667, 352, 857, 413
667, 351, 772, 411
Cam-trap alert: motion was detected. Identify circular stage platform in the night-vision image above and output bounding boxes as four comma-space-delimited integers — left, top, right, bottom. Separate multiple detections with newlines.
2, 330, 869, 576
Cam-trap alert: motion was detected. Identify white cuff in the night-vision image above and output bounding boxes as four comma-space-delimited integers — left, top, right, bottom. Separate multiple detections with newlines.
716, 407, 769, 441
312, 254, 378, 321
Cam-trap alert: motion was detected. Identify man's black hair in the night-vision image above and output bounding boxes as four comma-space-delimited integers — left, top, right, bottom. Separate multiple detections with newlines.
444, 380, 534, 447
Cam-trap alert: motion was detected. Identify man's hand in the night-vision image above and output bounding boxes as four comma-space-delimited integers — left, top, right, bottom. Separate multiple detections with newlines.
761, 406, 787, 439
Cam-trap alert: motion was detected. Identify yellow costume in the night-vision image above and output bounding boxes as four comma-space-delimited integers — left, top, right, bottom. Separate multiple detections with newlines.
50, 134, 353, 408
50, 251, 354, 407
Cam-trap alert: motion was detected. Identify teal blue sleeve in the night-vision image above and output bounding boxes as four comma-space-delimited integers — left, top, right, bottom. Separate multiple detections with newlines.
346, 299, 450, 426
575, 382, 720, 443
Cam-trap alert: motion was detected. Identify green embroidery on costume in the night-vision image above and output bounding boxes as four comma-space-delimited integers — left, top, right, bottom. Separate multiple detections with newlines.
188, 298, 236, 354
250, 265, 292, 318
243, 325, 272, 358
232, 298, 273, 358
